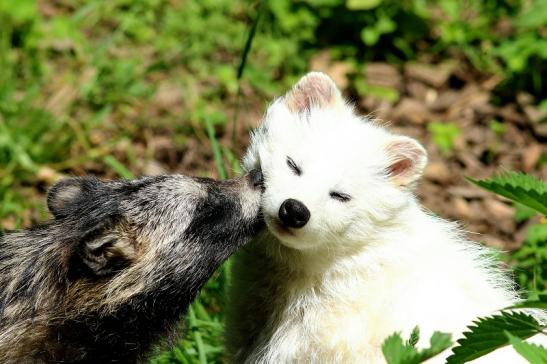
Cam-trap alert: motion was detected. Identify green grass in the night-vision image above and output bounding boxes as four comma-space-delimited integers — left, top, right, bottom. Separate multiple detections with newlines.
152, 112, 234, 364
0, 1, 274, 361
427, 121, 462, 156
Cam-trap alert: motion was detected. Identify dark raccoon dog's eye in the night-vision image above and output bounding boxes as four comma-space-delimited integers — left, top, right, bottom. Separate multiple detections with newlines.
286, 157, 302, 176
330, 191, 351, 202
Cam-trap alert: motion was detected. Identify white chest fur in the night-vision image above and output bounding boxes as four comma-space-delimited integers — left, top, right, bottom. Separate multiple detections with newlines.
227, 215, 518, 364
230, 72, 526, 364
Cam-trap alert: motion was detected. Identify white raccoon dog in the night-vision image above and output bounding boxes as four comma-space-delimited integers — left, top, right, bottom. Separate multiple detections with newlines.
226, 72, 544, 364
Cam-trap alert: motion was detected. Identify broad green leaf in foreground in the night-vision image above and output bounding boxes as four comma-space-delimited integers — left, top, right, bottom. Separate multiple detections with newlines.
446, 311, 543, 364
467, 172, 547, 215
506, 332, 547, 364
382, 328, 452, 364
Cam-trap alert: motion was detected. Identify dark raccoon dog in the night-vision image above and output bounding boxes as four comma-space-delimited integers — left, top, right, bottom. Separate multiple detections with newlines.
0, 172, 263, 364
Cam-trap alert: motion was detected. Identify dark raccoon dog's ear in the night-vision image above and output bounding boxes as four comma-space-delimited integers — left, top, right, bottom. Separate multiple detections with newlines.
49, 178, 135, 276
77, 229, 137, 277
47, 177, 103, 219
283, 72, 344, 113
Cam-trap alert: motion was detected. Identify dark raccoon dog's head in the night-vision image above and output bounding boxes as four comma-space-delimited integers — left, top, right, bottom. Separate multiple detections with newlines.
46, 172, 264, 304
0, 171, 263, 363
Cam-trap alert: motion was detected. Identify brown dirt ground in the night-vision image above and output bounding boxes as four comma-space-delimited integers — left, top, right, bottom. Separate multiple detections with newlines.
16, 58, 546, 252
188, 59, 547, 252
311, 58, 547, 251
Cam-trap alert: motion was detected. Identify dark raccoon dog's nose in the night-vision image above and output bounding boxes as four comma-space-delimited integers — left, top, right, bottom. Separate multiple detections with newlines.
278, 199, 310, 228
248, 168, 264, 190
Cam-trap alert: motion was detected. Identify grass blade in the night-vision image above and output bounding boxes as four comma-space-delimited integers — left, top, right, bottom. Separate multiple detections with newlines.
233, 0, 267, 144
103, 155, 135, 179
188, 305, 208, 364
205, 119, 227, 180
236, 0, 266, 80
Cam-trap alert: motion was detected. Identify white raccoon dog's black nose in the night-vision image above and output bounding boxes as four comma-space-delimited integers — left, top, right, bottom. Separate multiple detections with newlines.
279, 199, 310, 228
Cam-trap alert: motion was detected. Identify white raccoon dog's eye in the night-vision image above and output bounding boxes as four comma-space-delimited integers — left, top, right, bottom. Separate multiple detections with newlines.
330, 191, 351, 202
286, 157, 302, 176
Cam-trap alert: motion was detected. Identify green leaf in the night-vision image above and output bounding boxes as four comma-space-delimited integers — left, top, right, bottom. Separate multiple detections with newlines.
506, 332, 547, 364
446, 311, 543, 364
427, 122, 461, 156
425, 332, 453, 358
514, 202, 537, 223
407, 327, 420, 347
347, 0, 382, 10
0, 0, 37, 23
507, 293, 547, 310
488, 120, 505, 136
514, 0, 547, 30
383, 333, 409, 364
361, 27, 381, 46
526, 224, 547, 246
382, 330, 452, 364
467, 172, 547, 216
355, 79, 400, 102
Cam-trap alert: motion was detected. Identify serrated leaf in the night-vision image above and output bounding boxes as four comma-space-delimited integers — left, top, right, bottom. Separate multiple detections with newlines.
506, 332, 547, 364
425, 332, 453, 358
382, 330, 452, 364
467, 172, 547, 216
407, 327, 420, 347
383, 333, 409, 364
446, 312, 543, 364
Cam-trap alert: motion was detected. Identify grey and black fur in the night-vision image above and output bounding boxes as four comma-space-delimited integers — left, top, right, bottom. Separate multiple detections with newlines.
0, 172, 263, 363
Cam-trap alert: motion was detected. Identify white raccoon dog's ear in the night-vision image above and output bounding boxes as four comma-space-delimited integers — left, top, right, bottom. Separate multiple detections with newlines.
385, 136, 428, 187
283, 72, 343, 113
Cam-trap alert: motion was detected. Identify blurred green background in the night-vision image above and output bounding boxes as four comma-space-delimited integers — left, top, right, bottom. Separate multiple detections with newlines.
1, 0, 546, 363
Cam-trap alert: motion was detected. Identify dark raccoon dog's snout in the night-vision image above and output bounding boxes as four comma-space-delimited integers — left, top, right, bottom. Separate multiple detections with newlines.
279, 198, 310, 228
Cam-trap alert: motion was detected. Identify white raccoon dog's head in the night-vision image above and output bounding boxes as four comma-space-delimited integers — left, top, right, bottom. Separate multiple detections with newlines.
243, 72, 427, 252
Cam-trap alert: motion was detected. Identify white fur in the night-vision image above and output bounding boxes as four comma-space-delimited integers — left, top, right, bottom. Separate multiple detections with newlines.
227, 73, 545, 363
